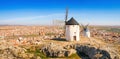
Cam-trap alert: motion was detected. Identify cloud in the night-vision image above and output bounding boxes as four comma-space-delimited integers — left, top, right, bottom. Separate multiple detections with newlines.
0, 13, 65, 25
0, 12, 120, 26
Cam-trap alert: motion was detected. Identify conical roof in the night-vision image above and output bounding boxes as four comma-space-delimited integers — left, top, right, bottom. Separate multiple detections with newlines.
66, 17, 79, 25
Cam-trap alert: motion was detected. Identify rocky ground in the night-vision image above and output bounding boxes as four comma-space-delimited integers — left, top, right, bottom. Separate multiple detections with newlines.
0, 25, 120, 59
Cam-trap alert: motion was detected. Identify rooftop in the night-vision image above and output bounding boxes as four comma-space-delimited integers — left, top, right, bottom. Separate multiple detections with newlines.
66, 17, 79, 25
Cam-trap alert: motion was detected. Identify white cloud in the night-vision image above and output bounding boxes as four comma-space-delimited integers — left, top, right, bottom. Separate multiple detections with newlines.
0, 12, 120, 26
0, 13, 65, 25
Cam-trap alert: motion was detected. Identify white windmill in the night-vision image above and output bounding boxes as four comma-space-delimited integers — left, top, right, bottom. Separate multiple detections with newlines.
82, 24, 90, 38
65, 8, 80, 41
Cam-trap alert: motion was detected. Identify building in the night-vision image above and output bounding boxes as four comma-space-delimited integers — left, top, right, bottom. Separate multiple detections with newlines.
65, 17, 80, 41
84, 28, 90, 38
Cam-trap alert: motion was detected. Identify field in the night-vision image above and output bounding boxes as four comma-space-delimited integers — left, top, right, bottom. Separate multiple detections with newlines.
0, 25, 120, 59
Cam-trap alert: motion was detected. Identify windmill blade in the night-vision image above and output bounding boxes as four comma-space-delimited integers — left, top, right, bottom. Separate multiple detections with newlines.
53, 20, 64, 25
80, 24, 85, 32
85, 23, 89, 28
65, 7, 68, 22
81, 24, 85, 28
64, 7, 69, 36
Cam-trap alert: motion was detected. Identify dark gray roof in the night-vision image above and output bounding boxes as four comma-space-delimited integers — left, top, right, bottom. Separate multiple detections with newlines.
66, 17, 79, 25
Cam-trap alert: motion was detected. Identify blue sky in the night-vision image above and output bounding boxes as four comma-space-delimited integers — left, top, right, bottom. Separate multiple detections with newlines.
0, 0, 120, 25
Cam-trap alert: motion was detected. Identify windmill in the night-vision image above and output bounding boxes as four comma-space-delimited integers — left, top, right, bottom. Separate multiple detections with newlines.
64, 8, 80, 41
81, 24, 90, 38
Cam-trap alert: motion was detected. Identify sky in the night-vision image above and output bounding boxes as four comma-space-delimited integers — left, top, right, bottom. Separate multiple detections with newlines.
0, 0, 120, 25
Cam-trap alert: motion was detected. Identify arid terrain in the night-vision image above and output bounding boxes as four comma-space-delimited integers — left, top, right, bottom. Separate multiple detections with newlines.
0, 25, 120, 59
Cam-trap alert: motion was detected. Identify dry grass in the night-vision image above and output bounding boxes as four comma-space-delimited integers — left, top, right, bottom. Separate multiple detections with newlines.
0, 25, 120, 58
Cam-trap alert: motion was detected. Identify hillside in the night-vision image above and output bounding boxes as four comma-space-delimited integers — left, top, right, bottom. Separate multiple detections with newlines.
0, 26, 120, 59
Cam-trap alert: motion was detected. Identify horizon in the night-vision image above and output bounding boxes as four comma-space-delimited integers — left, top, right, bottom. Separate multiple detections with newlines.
0, 0, 120, 25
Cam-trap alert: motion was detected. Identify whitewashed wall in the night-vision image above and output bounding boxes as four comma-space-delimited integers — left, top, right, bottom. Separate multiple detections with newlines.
84, 30, 90, 38
65, 25, 80, 41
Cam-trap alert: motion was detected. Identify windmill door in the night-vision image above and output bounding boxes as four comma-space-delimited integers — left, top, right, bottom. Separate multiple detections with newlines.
73, 36, 76, 41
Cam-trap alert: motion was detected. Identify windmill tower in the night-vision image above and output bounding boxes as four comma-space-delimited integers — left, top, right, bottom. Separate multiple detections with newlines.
82, 24, 90, 38
65, 8, 80, 41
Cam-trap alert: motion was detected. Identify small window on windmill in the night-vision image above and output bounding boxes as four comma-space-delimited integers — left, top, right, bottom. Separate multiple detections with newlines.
74, 32, 76, 34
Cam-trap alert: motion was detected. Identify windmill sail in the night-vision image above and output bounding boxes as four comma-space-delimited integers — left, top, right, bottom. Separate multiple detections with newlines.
65, 8, 68, 23
64, 8, 68, 36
